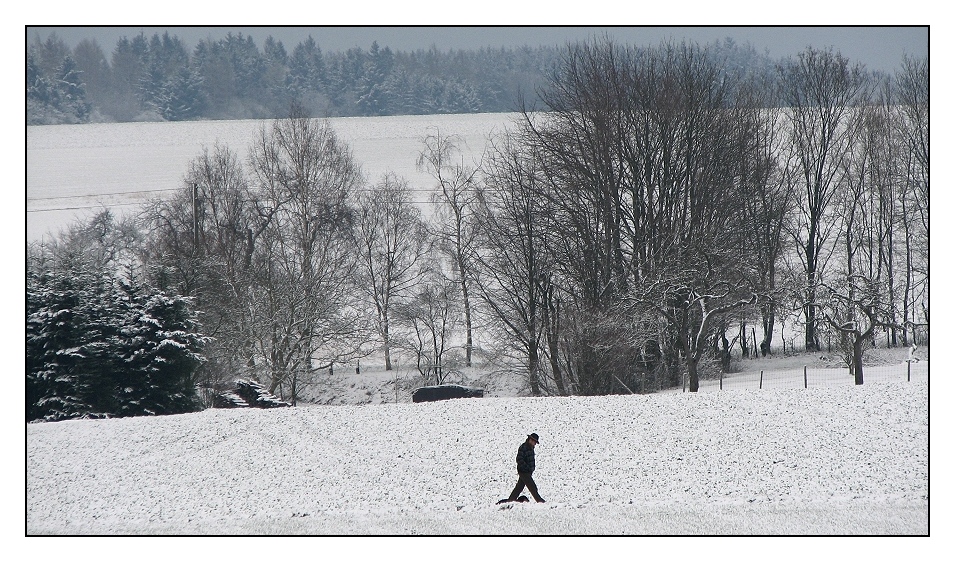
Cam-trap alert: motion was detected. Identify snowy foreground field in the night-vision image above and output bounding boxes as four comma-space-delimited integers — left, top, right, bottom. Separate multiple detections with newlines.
27, 380, 927, 536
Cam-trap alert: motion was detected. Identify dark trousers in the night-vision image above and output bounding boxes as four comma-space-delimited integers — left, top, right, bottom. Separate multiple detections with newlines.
508, 472, 544, 502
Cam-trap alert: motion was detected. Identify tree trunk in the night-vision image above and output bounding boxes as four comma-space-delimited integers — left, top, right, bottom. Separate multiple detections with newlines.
761, 302, 775, 356
687, 356, 700, 393
460, 266, 473, 368
528, 338, 541, 395
383, 311, 392, 371
852, 335, 865, 385
805, 274, 819, 351
720, 333, 732, 372
901, 200, 913, 346
542, 289, 566, 395
548, 339, 565, 395
739, 321, 749, 357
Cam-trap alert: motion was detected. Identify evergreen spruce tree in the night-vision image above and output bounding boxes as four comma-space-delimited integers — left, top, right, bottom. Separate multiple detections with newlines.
26, 51, 55, 124
287, 35, 328, 112
26, 267, 88, 420
72, 38, 113, 116
222, 33, 267, 102
356, 41, 393, 115
108, 34, 149, 121
27, 250, 205, 422
54, 55, 92, 122
262, 36, 291, 113
26, 261, 105, 420
160, 65, 205, 121
139, 57, 167, 116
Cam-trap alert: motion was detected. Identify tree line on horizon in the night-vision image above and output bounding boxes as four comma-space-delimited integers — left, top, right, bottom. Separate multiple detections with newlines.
26, 30, 782, 125
26, 38, 928, 421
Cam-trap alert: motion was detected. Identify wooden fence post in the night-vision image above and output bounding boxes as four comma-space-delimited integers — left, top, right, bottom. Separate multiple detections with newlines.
720, 370, 723, 390
804, 365, 808, 389
907, 360, 911, 382
759, 370, 763, 389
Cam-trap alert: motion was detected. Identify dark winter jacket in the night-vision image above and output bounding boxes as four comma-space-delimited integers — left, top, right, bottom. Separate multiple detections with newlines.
516, 441, 535, 474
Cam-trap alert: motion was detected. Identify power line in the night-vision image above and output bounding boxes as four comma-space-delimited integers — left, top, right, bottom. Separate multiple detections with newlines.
27, 184, 478, 203
27, 187, 181, 202
27, 201, 153, 213
27, 182, 476, 212
28, 199, 445, 213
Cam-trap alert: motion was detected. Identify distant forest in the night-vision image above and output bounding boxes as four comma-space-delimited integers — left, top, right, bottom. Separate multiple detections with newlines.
27, 30, 783, 125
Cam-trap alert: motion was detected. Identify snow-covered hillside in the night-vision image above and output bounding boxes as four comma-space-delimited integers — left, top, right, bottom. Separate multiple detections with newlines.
297, 346, 928, 405
26, 113, 516, 241
27, 379, 927, 535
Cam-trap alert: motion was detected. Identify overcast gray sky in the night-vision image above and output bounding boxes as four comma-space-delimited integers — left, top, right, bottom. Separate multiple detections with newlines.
27, 26, 927, 74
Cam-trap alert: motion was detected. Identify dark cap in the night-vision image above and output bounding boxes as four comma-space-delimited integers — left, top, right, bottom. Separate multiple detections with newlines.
528, 433, 539, 444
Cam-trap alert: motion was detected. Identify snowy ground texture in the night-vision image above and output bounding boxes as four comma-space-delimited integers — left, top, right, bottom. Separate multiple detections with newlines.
27, 379, 927, 535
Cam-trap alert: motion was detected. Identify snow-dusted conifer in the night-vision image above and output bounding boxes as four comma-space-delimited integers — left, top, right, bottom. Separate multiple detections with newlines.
27, 250, 205, 421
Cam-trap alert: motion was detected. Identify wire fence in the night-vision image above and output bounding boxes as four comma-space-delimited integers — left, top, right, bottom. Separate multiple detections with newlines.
672, 360, 928, 393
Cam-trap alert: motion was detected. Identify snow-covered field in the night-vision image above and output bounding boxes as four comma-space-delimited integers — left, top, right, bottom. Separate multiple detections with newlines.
28, 378, 927, 536
26, 113, 516, 241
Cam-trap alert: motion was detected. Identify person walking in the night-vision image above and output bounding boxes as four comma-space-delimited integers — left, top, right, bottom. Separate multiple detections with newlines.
506, 433, 545, 503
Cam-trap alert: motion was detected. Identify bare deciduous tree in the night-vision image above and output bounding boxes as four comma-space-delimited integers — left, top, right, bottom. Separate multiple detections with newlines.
736, 75, 793, 356
895, 55, 929, 345
394, 268, 459, 384
475, 138, 556, 395
354, 173, 432, 370
417, 129, 482, 367
635, 249, 757, 392
778, 47, 869, 352
510, 38, 761, 392
142, 142, 260, 394
812, 275, 897, 384
246, 106, 370, 400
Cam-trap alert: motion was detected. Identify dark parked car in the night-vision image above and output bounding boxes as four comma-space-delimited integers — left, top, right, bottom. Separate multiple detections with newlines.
412, 384, 484, 403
